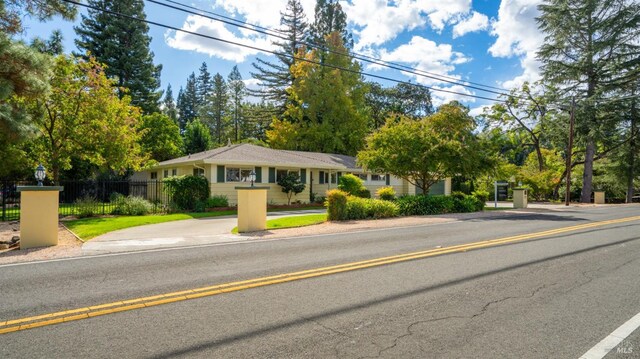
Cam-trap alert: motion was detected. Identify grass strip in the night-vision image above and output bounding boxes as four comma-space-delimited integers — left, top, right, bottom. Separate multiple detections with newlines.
231, 213, 327, 234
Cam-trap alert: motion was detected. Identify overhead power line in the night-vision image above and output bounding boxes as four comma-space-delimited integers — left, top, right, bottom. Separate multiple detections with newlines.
146, 0, 516, 98
62, 0, 507, 103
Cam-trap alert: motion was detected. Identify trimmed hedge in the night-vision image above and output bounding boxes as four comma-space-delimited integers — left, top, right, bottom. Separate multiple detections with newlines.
326, 189, 399, 221
395, 194, 484, 216
163, 175, 210, 211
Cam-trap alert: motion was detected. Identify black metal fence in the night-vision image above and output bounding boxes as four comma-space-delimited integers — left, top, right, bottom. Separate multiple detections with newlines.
1, 180, 174, 221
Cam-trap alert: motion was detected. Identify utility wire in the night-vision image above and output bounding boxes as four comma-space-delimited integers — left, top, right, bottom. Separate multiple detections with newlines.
146, 0, 517, 98
62, 0, 509, 103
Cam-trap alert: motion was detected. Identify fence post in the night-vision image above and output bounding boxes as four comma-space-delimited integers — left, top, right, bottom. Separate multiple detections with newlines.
102, 181, 106, 215
2, 181, 6, 222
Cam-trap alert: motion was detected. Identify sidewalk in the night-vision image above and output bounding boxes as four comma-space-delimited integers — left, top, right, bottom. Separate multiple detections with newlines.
81, 209, 326, 255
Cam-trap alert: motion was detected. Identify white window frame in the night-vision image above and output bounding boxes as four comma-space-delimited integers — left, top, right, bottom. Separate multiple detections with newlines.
276, 169, 300, 183
193, 168, 205, 177
226, 167, 253, 182
370, 174, 385, 182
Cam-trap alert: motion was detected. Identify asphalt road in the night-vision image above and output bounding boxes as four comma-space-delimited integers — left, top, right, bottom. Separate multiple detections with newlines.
1, 205, 640, 358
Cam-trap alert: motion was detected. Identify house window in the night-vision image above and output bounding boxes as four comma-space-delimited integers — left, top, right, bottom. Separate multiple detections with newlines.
324, 172, 329, 184
193, 168, 205, 177
371, 174, 385, 182
150, 172, 158, 180
277, 169, 299, 182
226, 167, 253, 182
171, 169, 177, 176
163, 169, 169, 178
330, 173, 337, 184
356, 173, 367, 181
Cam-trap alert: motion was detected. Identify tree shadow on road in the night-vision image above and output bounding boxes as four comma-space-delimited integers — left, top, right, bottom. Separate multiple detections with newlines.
149, 232, 640, 358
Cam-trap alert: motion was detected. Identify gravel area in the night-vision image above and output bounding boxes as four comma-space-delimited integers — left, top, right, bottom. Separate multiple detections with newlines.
0, 223, 83, 265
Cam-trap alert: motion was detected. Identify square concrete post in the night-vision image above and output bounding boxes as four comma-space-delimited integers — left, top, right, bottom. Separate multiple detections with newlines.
594, 191, 605, 204
513, 188, 528, 209
235, 186, 269, 233
17, 186, 63, 249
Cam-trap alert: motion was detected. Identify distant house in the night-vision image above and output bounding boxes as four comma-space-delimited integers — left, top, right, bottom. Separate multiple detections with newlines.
132, 143, 451, 205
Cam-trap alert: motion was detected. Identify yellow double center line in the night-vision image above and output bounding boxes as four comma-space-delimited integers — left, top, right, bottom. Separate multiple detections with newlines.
2, 215, 639, 335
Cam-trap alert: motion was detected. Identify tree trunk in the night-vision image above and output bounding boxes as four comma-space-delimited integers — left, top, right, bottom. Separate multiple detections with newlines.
580, 139, 596, 203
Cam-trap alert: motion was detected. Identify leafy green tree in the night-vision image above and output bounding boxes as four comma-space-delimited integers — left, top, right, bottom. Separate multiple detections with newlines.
176, 73, 198, 131
75, 0, 162, 114
227, 65, 245, 142
162, 84, 178, 123
29, 55, 144, 183
309, 0, 352, 50
268, 33, 368, 155
483, 82, 552, 172
251, 0, 308, 111
357, 102, 493, 194
0, 0, 76, 35
277, 172, 305, 205
138, 113, 183, 162
365, 81, 434, 128
537, 0, 640, 203
183, 118, 212, 155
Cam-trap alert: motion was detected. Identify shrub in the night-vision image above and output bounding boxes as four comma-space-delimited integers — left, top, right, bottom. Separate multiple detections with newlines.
376, 186, 396, 201
338, 173, 370, 198
358, 188, 371, 198
163, 175, 210, 211
450, 191, 467, 200
396, 195, 455, 216
207, 195, 229, 208
472, 190, 490, 203
345, 197, 368, 220
326, 189, 348, 221
110, 193, 154, 215
75, 195, 100, 218
342, 196, 399, 220
365, 198, 399, 218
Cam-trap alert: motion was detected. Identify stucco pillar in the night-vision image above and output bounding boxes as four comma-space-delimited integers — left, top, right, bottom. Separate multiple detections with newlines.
17, 186, 63, 249
594, 191, 605, 204
444, 177, 452, 195
235, 186, 270, 233
513, 188, 528, 209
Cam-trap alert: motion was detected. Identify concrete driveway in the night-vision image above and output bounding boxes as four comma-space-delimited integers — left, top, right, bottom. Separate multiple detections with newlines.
82, 209, 326, 255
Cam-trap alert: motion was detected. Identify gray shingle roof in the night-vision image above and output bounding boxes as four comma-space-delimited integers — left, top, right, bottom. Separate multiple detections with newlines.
156, 144, 357, 170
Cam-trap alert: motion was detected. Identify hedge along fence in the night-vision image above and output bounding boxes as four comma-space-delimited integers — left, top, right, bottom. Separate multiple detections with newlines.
326, 189, 484, 221
163, 175, 210, 211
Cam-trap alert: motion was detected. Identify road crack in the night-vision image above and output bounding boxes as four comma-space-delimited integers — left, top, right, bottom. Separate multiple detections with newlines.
359, 283, 550, 359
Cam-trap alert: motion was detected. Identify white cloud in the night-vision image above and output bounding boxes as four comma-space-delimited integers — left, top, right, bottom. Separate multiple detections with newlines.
344, 0, 472, 50
452, 11, 489, 38
468, 105, 490, 118
165, 15, 276, 62
488, 0, 544, 89
214, 0, 316, 29
373, 36, 474, 105
376, 36, 470, 86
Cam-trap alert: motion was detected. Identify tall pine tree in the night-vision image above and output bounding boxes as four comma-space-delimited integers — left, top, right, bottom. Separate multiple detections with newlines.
75, 0, 162, 114
176, 72, 198, 132
250, 0, 308, 111
196, 62, 212, 108
162, 84, 178, 123
309, 0, 352, 50
228, 66, 245, 142
537, 0, 640, 203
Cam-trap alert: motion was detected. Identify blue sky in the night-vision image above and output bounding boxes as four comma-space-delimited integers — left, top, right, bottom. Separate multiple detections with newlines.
20, 0, 545, 115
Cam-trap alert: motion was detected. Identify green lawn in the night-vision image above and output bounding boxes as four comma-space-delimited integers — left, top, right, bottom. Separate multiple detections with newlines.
231, 213, 327, 234
63, 208, 326, 240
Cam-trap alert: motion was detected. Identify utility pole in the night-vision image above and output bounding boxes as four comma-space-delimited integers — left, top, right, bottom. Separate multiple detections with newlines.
565, 97, 575, 206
